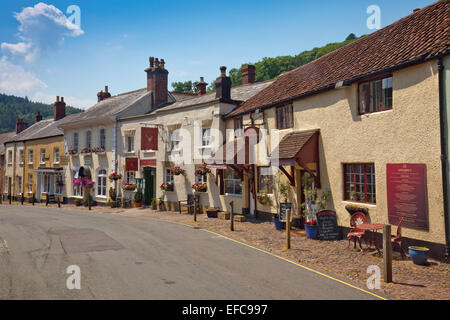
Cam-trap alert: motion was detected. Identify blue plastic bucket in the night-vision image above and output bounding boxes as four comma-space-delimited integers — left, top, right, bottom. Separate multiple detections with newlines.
305, 225, 319, 239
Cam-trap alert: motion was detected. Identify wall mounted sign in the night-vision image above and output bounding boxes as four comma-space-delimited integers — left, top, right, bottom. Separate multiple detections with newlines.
141, 127, 158, 151
140, 159, 156, 167
317, 210, 339, 240
83, 157, 92, 166
125, 158, 139, 171
386, 163, 429, 230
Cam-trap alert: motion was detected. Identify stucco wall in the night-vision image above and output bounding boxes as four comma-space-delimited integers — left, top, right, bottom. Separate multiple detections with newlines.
227, 60, 445, 245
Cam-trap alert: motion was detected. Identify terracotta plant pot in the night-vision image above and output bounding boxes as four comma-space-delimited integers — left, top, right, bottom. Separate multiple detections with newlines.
135, 202, 142, 208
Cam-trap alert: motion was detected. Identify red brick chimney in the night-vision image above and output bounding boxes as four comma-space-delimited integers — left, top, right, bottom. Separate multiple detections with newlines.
97, 85, 112, 102
16, 118, 28, 134
214, 66, 232, 100
145, 57, 169, 108
196, 77, 207, 96
241, 64, 255, 85
54, 96, 66, 121
35, 111, 42, 123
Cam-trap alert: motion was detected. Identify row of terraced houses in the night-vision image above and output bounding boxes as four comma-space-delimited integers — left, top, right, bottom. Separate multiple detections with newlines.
1, 1, 450, 260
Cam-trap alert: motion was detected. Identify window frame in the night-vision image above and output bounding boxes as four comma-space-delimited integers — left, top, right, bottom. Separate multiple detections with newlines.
54, 147, 60, 164
343, 163, 376, 204
19, 149, 24, 164
73, 132, 79, 151
234, 117, 243, 137
99, 127, 106, 149
28, 149, 34, 164
86, 130, 92, 149
224, 168, 242, 196
97, 169, 107, 197
358, 74, 393, 115
164, 168, 174, 185
276, 104, 293, 130
40, 148, 46, 164
126, 171, 136, 184
28, 173, 33, 193
7, 150, 12, 165
126, 135, 135, 153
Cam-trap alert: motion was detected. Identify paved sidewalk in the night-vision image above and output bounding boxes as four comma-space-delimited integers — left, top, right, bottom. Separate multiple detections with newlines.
7, 202, 450, 300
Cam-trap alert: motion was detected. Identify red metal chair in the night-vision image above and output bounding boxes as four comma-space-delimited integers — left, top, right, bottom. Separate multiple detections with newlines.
347, 212, 367, 249
391, 217, 405, 259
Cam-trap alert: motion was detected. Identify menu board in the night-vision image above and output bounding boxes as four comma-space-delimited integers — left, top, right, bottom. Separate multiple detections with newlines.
279, 203, 292, 222
386, 164, 429, 230
317, 210, 340, 240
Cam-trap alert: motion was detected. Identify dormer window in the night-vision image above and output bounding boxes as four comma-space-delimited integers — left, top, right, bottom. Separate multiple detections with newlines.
359, 75, 393, 114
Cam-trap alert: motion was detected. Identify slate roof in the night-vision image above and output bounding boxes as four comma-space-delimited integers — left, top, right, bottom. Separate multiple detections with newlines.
4, 114, 79, 144
271, 130, 319, 160
228, 0, 450, 117
154, 80, 274, 114
0, 131, 15, 155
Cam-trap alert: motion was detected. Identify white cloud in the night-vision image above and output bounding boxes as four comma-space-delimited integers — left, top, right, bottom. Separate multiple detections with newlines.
1, 2, 84, 63
0, 56, 47, 96
32, 91, 96, 109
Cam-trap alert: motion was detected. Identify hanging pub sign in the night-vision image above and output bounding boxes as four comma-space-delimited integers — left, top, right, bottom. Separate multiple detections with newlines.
386, 164, 429, 230
279, 203, 292, 222
141, 127, 158, 151
125, 158, 139, 171
317, 210, 339, 240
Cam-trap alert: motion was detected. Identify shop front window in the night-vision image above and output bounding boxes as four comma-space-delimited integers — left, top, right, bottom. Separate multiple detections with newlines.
224, 168, 242, 196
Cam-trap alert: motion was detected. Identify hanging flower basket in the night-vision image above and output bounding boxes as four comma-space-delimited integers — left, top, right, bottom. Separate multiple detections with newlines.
160, 183, 174, 192
171, 166, 185, 176
192, 183, 207, 192
73, 177, 94, 188
195, 164, 211, 176
109, 172, 122, 181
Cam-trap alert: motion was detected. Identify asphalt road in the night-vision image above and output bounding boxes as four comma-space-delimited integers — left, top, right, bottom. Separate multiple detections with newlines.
0, 205, 382, 300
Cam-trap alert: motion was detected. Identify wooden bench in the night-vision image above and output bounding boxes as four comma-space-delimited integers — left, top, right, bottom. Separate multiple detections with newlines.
178, 194, 200, 214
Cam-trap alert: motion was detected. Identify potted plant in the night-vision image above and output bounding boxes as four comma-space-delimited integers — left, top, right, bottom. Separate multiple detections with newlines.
192, 183, 207, 193
408, 246, 430, 265
74, 198, 82, 206
345, 204, 369, 216
195, 164, 211, 176
206, 207, 219, 218
301, 182, 330, 239
273, 214, 285, 230
134, 187, 143, 207
171, 166, 184, 176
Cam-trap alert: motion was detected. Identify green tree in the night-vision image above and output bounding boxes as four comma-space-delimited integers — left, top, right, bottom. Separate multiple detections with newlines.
345, 33, 357, 41
171, 81, 199, 94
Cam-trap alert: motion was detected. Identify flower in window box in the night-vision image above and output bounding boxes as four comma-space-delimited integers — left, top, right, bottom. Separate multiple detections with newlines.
122, 183, 136, 191
195, 164, 211, 176
80, 148, 92, 154
171, 166, 185, 176
108, 172, 122, 181
93, 147, 105, 153
192, 183, 207, 192
68, 149, 77, 155
160, 182, 174, 192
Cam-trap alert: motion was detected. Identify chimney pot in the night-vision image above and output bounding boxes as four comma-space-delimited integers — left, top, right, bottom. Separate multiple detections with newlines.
54, 95, 66, 121
215, 66, 231, 100
16, 118, 28, 134
105, 86, 108, 93
149, 57, 154, 68
56, 96, 60, 102
220, 66, 227, 76
145, 56, 168, 107
35, 111, 42, 123
241, 64, 256, 85
196, 77, 208, 96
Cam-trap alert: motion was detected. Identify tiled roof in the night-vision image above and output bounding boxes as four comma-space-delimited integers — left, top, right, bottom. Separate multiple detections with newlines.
228, 0, 450, 117
272, 130, 318, 160
0, 131, 15, 155
154, 80, 274, 114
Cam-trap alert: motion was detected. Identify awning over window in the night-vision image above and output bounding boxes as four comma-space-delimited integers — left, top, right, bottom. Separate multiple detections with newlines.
270, 129, 321, 187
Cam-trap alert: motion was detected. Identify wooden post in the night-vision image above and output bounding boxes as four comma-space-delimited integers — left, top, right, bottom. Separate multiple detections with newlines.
383, 224, 392, 283
285, 209, 291, 250
57, 196, 61, 208
194, 195, 197, 222
230, 201, 234, 231
21, 194, 24, 205
32, 193, 35, 206
46, 196, 49, 207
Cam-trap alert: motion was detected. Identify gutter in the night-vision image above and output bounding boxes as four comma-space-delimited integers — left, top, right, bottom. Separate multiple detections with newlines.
438, 57, 450, 262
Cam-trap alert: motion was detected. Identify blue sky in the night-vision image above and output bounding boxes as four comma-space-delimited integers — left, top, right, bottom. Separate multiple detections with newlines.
0, 0, 436, 109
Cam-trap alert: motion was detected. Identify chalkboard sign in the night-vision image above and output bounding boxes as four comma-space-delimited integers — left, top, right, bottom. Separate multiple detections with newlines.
279, 203, 292, 222
317, 210, 339, 240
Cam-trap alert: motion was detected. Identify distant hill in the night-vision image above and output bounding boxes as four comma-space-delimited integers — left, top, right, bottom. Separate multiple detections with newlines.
172, 34, 364, 93
0, 94, 83, 133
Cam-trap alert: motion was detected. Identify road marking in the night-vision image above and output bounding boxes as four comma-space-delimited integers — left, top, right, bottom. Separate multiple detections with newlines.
146, 217, 388, 300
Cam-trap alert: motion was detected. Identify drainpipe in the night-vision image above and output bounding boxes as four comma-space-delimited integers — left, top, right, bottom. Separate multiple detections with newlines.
438, 58, 450, 262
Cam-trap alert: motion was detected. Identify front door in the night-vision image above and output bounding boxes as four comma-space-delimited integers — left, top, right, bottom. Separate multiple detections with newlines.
143, 167, 156, 205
